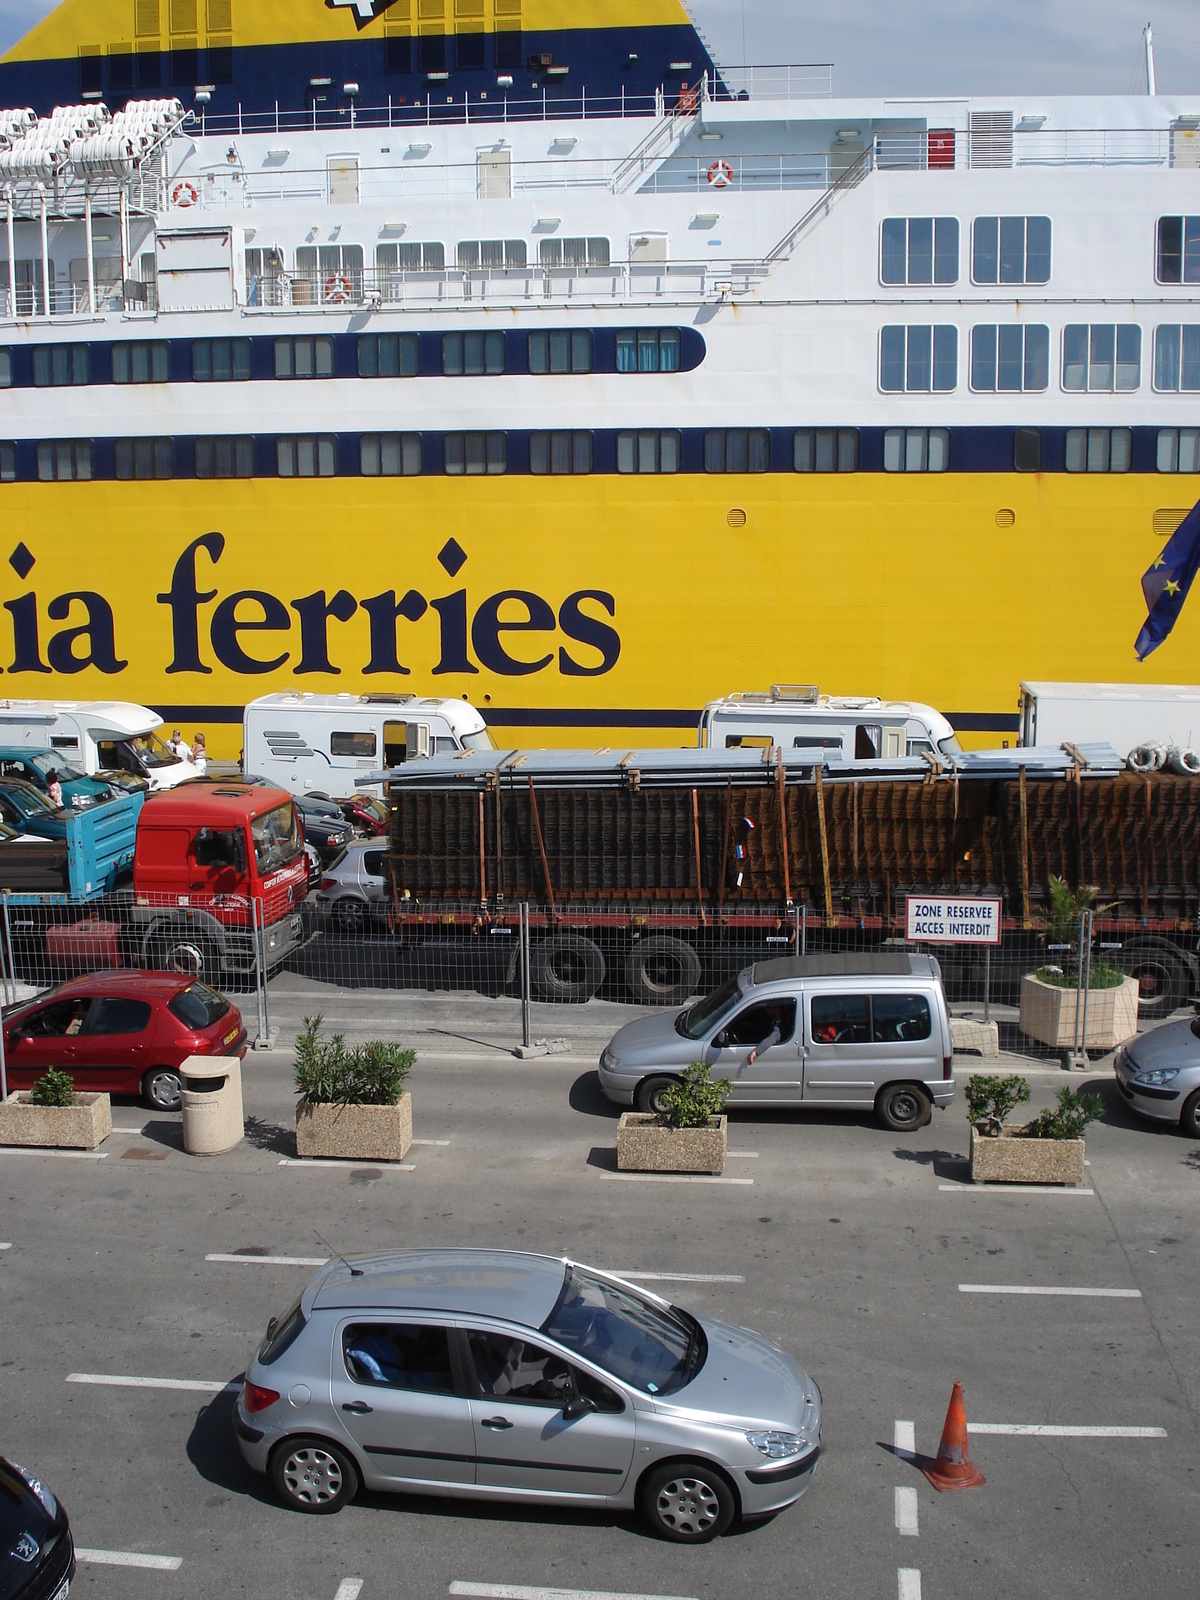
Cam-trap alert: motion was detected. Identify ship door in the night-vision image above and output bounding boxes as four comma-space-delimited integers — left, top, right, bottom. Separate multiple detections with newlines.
477, 148, 512, 200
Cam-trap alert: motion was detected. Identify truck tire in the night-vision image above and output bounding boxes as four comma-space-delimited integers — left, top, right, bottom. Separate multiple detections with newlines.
529, 934, 605, 1003
144, 925, 221, 983
626, 936, 702, 1006
1118, 944, 1191, 1021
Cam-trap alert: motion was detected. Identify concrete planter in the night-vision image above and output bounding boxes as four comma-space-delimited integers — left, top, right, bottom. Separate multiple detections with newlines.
295, 1093, 412, 1162
616, 1113, 727, 1175
0, 1091, 111, 1151
1018, 973, 1139, 1052
970, 1125, 1085, 1185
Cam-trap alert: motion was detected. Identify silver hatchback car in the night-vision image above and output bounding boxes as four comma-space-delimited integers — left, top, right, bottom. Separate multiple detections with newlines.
312, 840, 389, 935
234, 1249, 821, 1543
1114, 1014, 1200, 1135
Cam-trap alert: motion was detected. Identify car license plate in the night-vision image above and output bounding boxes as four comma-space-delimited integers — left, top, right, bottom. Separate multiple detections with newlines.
223, 1027, 239, 1046
52, 1579, 69, 1600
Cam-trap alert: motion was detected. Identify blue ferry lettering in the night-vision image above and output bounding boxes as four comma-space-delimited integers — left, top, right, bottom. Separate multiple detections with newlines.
1, 547, 126, 676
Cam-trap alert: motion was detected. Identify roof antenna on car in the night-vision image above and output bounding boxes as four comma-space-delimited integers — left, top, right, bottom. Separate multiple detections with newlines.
315, 1229, 363, 1277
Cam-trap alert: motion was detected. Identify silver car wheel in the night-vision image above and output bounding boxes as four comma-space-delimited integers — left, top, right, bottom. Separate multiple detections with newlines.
656, 1474, 720, 1536
142, 1068, 182, 1112
282, 1446, 343, 1506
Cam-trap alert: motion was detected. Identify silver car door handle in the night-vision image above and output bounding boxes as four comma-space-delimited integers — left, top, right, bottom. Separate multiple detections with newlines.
341, 1401, 373, 1414
481, 1416, 514, 1430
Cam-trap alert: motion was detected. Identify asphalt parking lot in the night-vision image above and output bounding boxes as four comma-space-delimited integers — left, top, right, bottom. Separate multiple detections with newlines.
3, 979, 1198, 1600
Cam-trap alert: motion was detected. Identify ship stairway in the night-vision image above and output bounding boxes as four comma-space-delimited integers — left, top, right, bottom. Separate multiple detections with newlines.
609, 81, 703, 194
760, 140, 875, 265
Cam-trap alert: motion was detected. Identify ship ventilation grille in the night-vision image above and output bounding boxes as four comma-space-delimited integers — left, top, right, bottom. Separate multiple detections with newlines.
1153, 507, 1191, 536
969, 111, 1013, 169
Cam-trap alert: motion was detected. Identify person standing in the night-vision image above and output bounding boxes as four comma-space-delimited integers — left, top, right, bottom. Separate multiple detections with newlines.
171, 728, 192, 761
46, 768, 63, 808
192, 733, 208, 775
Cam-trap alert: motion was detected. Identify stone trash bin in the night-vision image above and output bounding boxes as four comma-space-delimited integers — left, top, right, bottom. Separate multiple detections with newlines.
180, 1055, 244, 1156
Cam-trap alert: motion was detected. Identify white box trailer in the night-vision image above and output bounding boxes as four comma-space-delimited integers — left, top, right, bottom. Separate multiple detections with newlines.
1018, 682, 1200, 755
698, 686, 962, 761
0, 700, 202, 790
243, 692, 495, 799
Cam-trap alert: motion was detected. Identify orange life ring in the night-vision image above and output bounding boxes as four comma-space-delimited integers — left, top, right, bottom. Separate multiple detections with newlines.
172, 179, 198, 208
678, 83, 698, 112
707, 159, 733, 188
324, 273, 352, 304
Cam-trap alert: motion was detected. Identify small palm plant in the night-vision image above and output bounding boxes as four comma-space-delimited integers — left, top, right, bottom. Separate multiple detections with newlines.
30, 1068, 75, 1108
661, 1062, 733, 1129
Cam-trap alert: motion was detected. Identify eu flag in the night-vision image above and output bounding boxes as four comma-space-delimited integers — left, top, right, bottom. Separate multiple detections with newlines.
1135, 497, 1200, 660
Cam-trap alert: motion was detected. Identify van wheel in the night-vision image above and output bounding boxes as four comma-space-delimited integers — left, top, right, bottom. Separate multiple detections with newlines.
635, 1076, 679, 1116
639, 1459, 736, 1543
626, 936, 702, 1006
876, 1082, 933, 1131
529, 934, 605, 1003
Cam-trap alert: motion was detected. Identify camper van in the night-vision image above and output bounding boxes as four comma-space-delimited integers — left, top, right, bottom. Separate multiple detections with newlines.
243, 693, 495, 799
0, 701, 202, 790
697, 687, 961, 761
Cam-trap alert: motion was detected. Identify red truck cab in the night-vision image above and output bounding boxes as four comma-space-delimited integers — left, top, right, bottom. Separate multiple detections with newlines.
131, 782, 308, 980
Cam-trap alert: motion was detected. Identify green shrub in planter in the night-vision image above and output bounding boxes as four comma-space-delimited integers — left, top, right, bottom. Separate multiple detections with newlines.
662, 1062, 732, 1129
294, 1014, 414, 1109
1021, 1087, 1103, 1141
31, 1068, 75, 1108
965, 1074, 1031, 1136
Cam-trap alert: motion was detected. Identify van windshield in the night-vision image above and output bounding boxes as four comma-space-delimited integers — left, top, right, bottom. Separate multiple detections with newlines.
461, 729, 496, 751
937, 734, 963, 756
252, 802, 303, 875
675, 974, 744, 1040
120, 734, 180, 771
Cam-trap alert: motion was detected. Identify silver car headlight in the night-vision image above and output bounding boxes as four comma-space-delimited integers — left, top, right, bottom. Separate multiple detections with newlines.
746, 1430, 807, 1460
1132, 1066, 1181, 1087
600, 1048, 616, 1072
11, 1464, 57, 1519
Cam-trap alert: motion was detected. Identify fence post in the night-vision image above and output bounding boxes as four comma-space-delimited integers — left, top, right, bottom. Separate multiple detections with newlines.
1069, 908, 1093, 1069
251, 897, 272, 1049
520, 901, 531, 1050
0, 896, 7, 1101
983, 946, 991, 1025
2, 891, 14, 1008
800, 901, 807, 955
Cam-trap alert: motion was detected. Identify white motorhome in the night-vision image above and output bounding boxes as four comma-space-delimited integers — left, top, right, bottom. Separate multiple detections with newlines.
0, 700, 202, 790
243, 693, 495, 798
698, 687, 961, 761
1018, 682, 1200, 755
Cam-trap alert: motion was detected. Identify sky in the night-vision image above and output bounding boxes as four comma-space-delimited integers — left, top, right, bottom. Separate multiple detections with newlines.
0, 0, 1199, 96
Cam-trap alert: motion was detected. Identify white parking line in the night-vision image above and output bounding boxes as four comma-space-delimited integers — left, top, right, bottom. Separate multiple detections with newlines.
726, 1151, 759, 1159
67, 1372, 238, 1395
411, 1139, 451, 1146
938, 1184, 1094, 1196
450, 1585, 699, 1600
0, 1148, 107, 1161
610, 1272, 746, 1285
206, 1253, 328, 1267
75, 1549, 182, 1571
895, 1485, 919, 1536
898, 1570, 921, 1600
0, 1242, 10, 1250
278, 1158, 415, 1171
334, 1581, 364, 1600
971, 1423, 1167, 1438
958, 1284, 1141, 1298
597, 1173, 754, 1186
894, 1420, 916, 1462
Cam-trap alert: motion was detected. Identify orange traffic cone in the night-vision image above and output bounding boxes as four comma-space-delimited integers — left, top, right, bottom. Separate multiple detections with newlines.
919, 1381, 986, 1491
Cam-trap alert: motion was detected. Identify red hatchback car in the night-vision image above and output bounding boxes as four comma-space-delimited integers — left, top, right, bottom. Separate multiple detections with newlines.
3, 972, 246, 1111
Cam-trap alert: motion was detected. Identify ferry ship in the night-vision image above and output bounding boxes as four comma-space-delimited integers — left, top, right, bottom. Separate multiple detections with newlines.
0, 0, 1198, 757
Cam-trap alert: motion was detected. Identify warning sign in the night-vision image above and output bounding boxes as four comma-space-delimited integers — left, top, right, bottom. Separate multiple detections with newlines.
905, 896, 1002, 946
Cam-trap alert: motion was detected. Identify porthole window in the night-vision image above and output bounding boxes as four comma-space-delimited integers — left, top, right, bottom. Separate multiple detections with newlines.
883, 428, 949, 472
1156, 428, 1200, 473
704, 429, 769, 472
112, 341, 170, 384
114, 438, 174, 479
357, 333, 420, 378
36, 440, 92, 481
442, 331, 505, 376
529, 431, 592, 474
616, 430, 680, 473
361, 433, 422, 476
615, 329, 681, 374
195, 437, 255, 478
444, 432, 506, 474
1064, 427, 1132, 473
794, 429, 859, 472
528, 330, 592, 374
277, 436, 337, 477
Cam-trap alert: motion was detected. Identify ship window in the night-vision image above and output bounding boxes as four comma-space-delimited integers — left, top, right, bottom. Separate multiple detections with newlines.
444, 432, 507, 474
195, 436, 254, 478
1156, 216, 1200, 284
880, 325, 957, 392
456, 29, 485, 70
115, 438, 174, 479
32, 344, 89, 387
274, 336, 336, 379
192, 338, 251, 381
880, 217, 959, 285
277, 436, 337, 477
456, 239, 526, 269
295, 245, 364, 305
1014, 427, 1041, 472
704, 429, 769, 472
969, 324, 1050, 391
1157, 428, 1200, 472
616, 430, 681, 473
245, 246, 284, 307
112, 341, 170, 384
36, 440, 92, 482
615, 329, 681, 373
357, 333, 420, 377
361, 433, 422, 476
530, 431, 593, 474
376, 242, 445, 297
207, 39, 233, 83
385, 31, 412, 73
170, 42, 198, 85
442, 331, 505, 375
1064, 427, 1132, 473
528, 329, 592, 374
495, 25, 521, 69
972, 216, 1051, 284
0, 443, 15, 481
883, 428, 949, 473
538, 237, 611, 269
110, 47, 135, 96
1153, 325, 1200, 391
794, 428, 859, 472
0, 351, 10, 387
1062, 324, 1140, 392
79, 46, 103, 98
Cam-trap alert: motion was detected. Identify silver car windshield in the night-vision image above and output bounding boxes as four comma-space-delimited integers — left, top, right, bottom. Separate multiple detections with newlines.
675, 975, 743, 1041
541, 1265, 704, 1397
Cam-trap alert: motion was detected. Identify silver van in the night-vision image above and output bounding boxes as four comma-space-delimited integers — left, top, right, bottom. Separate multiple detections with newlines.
598, 954, 954, 1130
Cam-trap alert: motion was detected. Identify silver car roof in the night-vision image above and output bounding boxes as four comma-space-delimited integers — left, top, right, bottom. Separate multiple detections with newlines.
751, 954, 936, 985
308, 1248, 567, 1325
